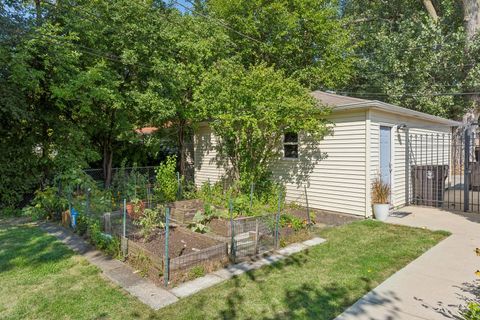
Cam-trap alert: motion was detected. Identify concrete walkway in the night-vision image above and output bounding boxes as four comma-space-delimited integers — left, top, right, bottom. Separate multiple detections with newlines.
336, 206, 480, 320
40, 222, 326, 310
39, 223, 179, 310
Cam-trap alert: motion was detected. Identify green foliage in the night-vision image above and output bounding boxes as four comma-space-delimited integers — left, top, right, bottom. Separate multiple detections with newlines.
197, 181, 284, 218
134, 207, 165, 240
111, 162, 149, 201
280, 214, 306, 231
343, 1, 470, 118
188, 265, 206, 280
154, 156, 179, 203
76, 214, 120, 257
189, 211, 211, 234
22, 186, 68, 220
195, 62, 331, 192
206, 0, 356, 89
463, 303, 480, 320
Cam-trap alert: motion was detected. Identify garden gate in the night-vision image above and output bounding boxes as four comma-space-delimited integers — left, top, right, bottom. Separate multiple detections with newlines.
405, 124, 480, 213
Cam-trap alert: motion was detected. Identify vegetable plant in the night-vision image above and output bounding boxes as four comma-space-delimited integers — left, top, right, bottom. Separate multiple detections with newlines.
155, 156, 179, 203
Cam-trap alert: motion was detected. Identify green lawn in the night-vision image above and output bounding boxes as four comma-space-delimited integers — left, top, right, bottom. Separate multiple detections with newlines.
0, 219, 449, 320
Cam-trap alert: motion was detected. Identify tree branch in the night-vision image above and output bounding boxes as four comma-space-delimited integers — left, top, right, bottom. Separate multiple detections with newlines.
422, 0, 439, 22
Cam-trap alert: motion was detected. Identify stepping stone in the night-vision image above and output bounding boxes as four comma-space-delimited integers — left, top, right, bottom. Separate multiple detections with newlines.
303, 237, 326, 247
170, 274, 224, 298
127, 279, 178, 310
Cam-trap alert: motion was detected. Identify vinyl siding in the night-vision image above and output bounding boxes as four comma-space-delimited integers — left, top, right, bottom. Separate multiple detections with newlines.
369, 109, 451, 215
272, 110, 367, 216
193, 124, 227, 186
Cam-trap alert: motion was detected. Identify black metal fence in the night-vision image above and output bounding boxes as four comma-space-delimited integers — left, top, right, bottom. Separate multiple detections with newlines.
406, 127, 480, 213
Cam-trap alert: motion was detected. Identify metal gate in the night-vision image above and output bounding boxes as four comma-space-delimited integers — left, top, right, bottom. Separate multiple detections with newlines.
406, 126, 480, 213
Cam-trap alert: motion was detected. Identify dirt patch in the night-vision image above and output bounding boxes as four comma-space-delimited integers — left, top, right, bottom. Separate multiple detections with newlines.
131, 226, 219, 258
286, 207, 360, 226
207, 218, 230, 237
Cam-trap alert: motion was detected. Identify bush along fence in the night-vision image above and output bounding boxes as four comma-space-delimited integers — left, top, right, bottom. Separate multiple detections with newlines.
26, 158, 322, 287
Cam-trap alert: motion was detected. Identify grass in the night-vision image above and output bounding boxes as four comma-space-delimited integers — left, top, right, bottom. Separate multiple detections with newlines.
0, 219, 449, 320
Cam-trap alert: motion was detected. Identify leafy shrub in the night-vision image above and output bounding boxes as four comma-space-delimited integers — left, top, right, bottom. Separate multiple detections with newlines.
111, 161, 149, 201
134, 207, 165, 240
280, 214, 306, 231
197, 180, 286, 218
76, 214, 120, 257
188, 265, 205, 280
189, 211, 210, 233
155, 156, 179, 203
463, 302, 480, 320
22, 186, 68, 220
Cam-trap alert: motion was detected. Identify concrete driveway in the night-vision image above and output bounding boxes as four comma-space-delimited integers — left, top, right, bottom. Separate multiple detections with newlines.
336, 206, 480, 320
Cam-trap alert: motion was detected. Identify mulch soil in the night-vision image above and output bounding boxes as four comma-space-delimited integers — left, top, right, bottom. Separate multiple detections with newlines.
131, 226, 220, 259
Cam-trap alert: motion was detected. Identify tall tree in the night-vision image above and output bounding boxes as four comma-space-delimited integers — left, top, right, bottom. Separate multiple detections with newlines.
194, 61, 331, 191
205, 0, 356, 90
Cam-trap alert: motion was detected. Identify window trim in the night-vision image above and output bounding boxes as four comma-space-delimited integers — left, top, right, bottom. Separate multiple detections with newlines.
283, 132, 299, 160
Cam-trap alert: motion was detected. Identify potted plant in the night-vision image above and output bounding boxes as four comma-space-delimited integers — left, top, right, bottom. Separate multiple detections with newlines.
371, 176, 391, 221
126, 197, 145, 220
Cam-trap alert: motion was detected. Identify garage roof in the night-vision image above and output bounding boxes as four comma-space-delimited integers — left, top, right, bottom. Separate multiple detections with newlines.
311, 91, 461, 127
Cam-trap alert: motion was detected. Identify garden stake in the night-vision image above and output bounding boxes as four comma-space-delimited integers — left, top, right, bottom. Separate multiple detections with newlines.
123, 198, 126, 238
229, 197, 236, 262
164, 206, 171, 287
275, 189, 281, 249
304, 186, 311, 225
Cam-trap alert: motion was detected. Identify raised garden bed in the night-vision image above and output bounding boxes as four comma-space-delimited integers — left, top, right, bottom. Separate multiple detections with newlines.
124, 226, 229, 286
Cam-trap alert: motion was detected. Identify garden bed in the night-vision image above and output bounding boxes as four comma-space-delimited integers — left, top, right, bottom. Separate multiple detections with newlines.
124, 226, 229, 286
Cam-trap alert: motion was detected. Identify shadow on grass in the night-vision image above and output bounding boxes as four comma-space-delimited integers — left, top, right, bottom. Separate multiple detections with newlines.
0, 224, 73, 273
211, 254, 403, 320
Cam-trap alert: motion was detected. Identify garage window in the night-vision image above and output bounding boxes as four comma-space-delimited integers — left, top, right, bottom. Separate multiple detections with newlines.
284, 132, 298, 159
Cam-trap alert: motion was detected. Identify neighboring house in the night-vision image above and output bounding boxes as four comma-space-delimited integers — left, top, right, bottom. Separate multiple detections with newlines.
193, 91, 460, 218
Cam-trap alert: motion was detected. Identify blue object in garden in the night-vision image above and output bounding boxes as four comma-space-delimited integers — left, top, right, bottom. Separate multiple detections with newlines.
71, 208, 78, 228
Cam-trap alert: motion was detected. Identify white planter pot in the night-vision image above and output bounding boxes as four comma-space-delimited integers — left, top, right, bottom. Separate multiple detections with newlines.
373, 204, 390, 221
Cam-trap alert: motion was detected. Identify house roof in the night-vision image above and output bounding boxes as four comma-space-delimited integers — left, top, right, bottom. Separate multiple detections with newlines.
311, 91, 461, 127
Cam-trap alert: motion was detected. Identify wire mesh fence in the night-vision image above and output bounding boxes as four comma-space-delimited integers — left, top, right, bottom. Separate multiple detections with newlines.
54, 167, 319, 288
229, 214, 278, 262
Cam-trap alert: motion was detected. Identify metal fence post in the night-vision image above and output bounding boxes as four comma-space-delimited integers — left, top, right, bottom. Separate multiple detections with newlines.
123, 198, 127, 238
164, 206, 170, 287
304, 185, 311, 225
464, 129, 470, 212
275, 189, 281, 249
229, 197, 236, 262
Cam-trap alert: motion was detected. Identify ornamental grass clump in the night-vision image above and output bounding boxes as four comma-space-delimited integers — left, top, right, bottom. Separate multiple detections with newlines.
371, 176, 390, 204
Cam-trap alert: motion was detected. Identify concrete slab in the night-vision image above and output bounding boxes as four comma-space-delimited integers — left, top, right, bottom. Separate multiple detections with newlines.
336, 206, 480, 320
39, 222, 179, 310
303, 237, 327, 247
170, 274, 224, 298
127, 279, 178, 310
277, 243, 307, 255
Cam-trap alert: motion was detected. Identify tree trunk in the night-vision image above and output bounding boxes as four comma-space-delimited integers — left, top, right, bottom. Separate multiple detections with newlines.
422, 0, 438, 22
103, 143, 113, 188
463, 0, 480, 41
463, 0, 480, 122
